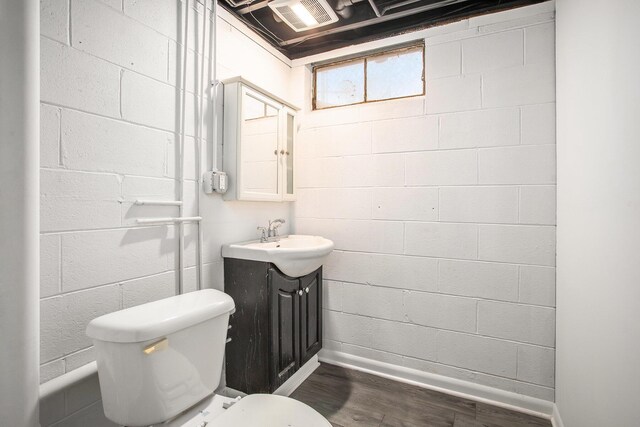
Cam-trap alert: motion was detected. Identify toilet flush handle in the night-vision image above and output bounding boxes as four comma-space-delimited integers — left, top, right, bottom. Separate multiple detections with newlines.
143, 338, 168, 355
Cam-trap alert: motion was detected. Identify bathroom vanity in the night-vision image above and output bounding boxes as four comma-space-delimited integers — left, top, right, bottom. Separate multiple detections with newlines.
224, 259, 322, 394
222, 234, 333, 394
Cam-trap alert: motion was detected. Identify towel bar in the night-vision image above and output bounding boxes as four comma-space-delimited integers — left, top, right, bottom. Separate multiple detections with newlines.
134, 200, 183, 206
136, 216, 202, 224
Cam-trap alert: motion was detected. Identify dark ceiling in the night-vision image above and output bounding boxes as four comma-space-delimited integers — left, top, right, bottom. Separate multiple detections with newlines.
220, 0, 546, 59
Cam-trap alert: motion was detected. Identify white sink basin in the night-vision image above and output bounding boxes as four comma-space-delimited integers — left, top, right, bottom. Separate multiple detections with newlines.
222, 235, 334, 278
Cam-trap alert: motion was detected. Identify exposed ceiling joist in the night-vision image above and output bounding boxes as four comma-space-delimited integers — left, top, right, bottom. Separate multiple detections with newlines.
219, 0, 547, 59
280, 0, 468, 47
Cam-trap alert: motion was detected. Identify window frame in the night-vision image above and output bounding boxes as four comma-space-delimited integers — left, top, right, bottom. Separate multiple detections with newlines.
312, 42, 426, 110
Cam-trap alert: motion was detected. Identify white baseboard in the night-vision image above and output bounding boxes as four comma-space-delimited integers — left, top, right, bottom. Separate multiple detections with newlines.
273, 355, 320, 397
551, 404, 565, 427
318, 349, 554, 420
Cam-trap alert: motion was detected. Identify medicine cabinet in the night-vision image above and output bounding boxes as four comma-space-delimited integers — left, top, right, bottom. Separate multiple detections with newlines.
222, 77, 298, 202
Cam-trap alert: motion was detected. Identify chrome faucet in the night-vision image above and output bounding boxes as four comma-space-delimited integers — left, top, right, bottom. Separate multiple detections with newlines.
256, 219, 286, 243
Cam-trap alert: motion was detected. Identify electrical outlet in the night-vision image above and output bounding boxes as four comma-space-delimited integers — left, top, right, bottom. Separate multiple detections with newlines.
203, 171, 228, 194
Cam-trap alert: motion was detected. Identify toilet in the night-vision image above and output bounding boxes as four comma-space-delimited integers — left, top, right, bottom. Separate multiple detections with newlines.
86, 289, 331, 427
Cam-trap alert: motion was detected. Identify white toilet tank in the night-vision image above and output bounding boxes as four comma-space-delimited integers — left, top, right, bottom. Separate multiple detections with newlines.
86, 289, 235, 427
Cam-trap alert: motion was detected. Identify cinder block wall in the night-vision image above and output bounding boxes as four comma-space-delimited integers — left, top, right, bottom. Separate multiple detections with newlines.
294, 2, 557, 402
39, 0, 292, 425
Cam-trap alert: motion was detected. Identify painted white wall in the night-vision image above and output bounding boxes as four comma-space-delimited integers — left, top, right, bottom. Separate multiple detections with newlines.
0, 0, 40, 425
555, 0, 640, 425
292, 1, 557, 402
38, 1, 293, 425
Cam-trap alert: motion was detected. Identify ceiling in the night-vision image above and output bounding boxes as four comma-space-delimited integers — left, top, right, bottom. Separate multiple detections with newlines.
220, 0, 546, 59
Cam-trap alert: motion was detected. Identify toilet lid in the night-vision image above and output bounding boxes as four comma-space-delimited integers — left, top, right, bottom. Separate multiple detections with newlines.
211, 394, 331, 427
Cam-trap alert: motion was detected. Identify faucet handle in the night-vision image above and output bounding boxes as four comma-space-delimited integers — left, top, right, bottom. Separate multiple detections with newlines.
270, 219, 285, 237
256, 226, 267, 242
268, 218, 286, 227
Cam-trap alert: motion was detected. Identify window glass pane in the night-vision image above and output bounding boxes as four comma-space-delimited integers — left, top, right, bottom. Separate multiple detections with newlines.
315, 59, 365, 109
366, 47, 424, 101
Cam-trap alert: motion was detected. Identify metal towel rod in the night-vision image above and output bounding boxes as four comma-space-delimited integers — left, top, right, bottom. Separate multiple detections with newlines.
136, 216, 202, 224
134, 199, 183, 206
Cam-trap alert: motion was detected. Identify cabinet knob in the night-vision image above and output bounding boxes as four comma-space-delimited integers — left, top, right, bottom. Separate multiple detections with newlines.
280, 149, 285, 155
305, 287, 310, 293
298, 290, 303, 296
274, 150, 278, 156
285, 151, 290, 155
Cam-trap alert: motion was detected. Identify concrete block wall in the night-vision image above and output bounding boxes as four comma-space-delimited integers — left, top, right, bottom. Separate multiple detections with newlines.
294, 2, 556, 402
39, 1, 292, 425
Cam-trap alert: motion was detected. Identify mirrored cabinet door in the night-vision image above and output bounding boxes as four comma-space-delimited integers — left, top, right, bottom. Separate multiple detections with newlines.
239, 87, 281, 200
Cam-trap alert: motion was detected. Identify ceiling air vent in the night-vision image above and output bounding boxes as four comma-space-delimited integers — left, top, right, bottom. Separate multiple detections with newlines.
269, 0, 339, 32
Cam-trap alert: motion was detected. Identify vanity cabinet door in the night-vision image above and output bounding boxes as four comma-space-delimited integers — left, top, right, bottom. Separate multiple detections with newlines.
269, 268, 301, 390
300, 268, 322, 365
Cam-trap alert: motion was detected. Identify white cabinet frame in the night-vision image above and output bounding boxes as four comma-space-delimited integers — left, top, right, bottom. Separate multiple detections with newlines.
222, 77, 299, 202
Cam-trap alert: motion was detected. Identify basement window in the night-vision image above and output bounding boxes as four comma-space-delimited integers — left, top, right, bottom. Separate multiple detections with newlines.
312, 43, 425, 110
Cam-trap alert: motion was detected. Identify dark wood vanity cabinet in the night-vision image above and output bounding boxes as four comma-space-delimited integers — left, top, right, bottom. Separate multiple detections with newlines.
224, 258, 322, 394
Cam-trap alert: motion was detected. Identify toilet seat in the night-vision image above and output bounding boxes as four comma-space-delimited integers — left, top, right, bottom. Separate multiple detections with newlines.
211, 394, 331, 427
168, 394, 331, 427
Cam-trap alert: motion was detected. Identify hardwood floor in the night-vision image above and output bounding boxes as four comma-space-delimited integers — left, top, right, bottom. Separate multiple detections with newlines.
290, 363, 551, 427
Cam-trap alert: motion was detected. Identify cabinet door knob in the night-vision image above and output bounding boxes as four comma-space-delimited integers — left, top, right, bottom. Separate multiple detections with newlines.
285, 151, 290, 155
274, 150, 278, 156
280, 149, 285, 155
305, 287, 310, 293
298, 290, 303, 296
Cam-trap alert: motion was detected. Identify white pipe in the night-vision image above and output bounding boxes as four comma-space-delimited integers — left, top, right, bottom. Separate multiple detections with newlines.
136, 216, 203, 224
134, 200, 183, 206
223, 0, 253, 8
39, 362, 98, 400
211, 0, 221, 172
0, 0, 40, 425
176, 0, 192, 295
196, 0, 211, 291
